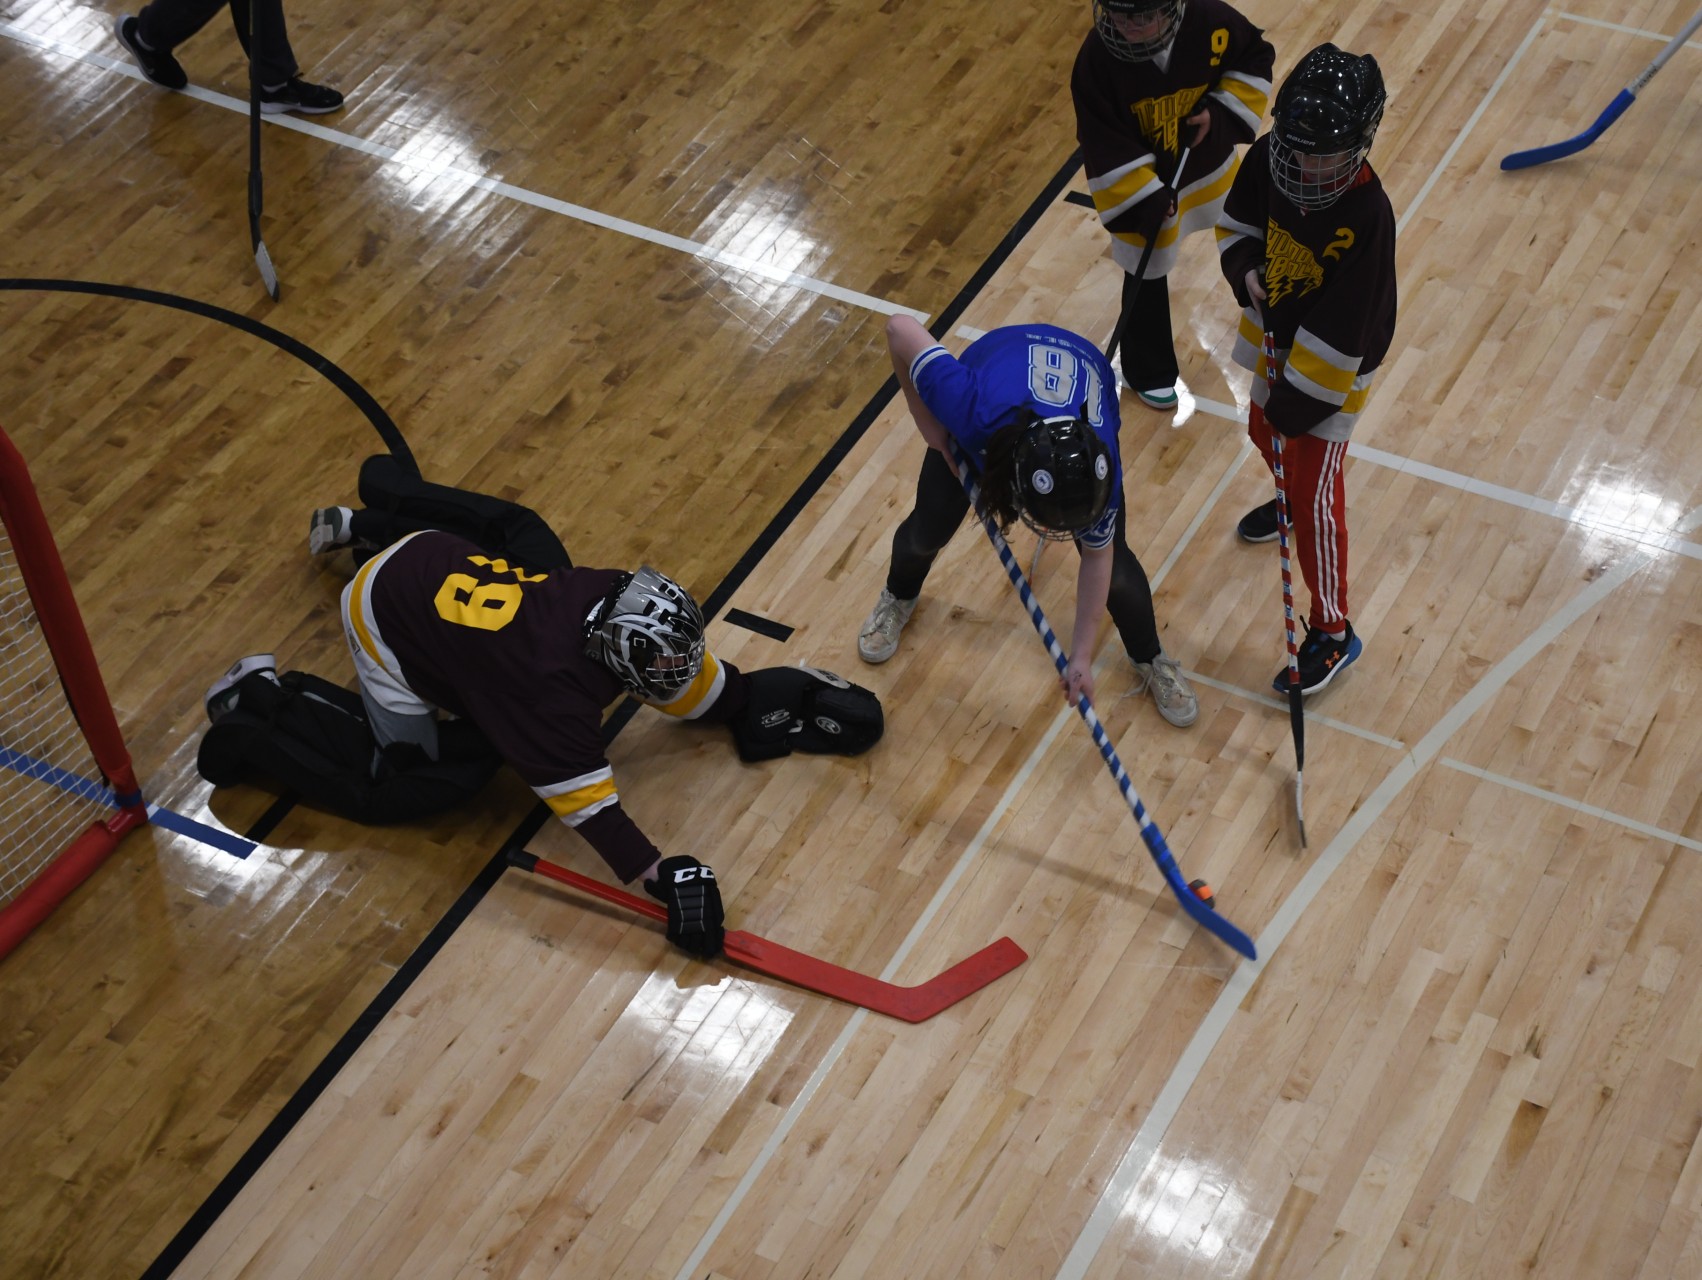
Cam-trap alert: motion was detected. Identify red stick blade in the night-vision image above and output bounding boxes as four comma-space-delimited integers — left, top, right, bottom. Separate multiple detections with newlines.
512, 852, 1027, 1022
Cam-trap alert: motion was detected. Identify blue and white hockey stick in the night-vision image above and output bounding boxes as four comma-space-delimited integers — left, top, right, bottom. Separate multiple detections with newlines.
947, 442, 1256, 959
1501, 8, 1702, 170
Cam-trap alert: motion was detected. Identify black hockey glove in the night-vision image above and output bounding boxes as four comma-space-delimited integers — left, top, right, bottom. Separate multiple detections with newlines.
644, 855, 725, 959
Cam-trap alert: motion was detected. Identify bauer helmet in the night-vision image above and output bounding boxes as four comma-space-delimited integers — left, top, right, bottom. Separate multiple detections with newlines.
1013, 415, 1114, 541
1093, 0, 1186, 63
584, 566, 707, 701
1268, 44, 1387, 211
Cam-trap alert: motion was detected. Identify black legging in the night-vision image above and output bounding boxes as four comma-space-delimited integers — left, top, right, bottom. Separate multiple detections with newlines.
347, 454, 573, 571
1116, 271, 1178, 394
883, 447, 1162, 663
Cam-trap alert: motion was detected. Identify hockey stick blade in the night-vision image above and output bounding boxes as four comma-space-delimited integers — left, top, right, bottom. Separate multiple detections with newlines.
1501, 7, 1702, 170
509, 851, 1028, 1022
1500, 90, 1632, 169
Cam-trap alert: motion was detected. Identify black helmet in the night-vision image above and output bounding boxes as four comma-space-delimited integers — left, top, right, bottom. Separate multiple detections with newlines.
1014, 416, 1114, 541
1268, 44, 1387, 211
584, 566, 707, 701
1092, 0, 1186, 63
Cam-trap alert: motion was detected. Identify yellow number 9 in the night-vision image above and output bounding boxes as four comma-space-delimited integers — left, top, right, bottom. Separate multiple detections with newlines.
1211, 28, 1228, 64
434, 573, 523, 630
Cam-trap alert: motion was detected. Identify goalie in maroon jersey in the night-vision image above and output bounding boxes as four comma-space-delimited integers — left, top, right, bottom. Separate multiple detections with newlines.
196, 456, 884, 959
1073, 0, 1273, 409
1217, 43, 1397, 695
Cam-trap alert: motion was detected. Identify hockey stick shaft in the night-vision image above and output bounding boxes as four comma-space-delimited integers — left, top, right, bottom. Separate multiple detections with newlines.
1501, 7, 1702, 169
1262, 332, 1307, 846
946, 443, 1256, 958
1103, 145, 1191, 363
247, 0, 278, 297
509, 851, 1028, 1022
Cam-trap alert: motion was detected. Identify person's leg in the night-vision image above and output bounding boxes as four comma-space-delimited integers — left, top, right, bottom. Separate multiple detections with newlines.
859, 449, 968, 663
134, 0, 227, 54
1095, 498, 1198, 726
886, 448, 970, 599
1117, 272, 1179, 403
351, 453, 573, 569
227, 0, 298, 87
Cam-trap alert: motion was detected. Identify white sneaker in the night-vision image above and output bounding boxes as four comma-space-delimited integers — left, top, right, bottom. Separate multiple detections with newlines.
857, 590, 918, 664
1135, 386, 1178, 410
205, 654, 277, 722
1132, 651, 1198, 727
308, 506, 353, 555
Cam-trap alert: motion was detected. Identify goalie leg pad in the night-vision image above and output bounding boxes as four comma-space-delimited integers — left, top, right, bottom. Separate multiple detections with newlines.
732, 666, 884, 762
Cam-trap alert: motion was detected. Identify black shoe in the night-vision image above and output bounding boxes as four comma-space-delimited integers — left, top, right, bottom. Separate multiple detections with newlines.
1273, 623, 1363, 696
1237, 499, 1280, 544
113, 15, 187, 91
260, 77, 345, 115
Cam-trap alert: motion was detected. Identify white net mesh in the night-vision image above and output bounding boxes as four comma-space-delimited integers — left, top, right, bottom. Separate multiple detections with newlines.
0, 525, 116, 908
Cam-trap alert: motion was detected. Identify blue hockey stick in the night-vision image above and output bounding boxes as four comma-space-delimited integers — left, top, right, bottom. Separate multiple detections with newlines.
1501, 8, 1702, 170
948, 442, 1256, 959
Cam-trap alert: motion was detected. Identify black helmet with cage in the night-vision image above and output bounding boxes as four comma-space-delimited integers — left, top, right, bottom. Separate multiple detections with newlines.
1268, 44, 1387, 211
584, 566, 707, 701
1013, 415, 1114, 541
1092, 0, 1187, 63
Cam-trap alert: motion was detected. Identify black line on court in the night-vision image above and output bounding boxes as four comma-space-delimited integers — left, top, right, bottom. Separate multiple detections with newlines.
724, 608, 795, 642
1063, 190, 1095, 208
0, 278, 416, 472
132, 150, 1085, 1277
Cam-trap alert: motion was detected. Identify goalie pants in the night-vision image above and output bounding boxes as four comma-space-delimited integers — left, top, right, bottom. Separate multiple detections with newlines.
346, 454, 572, 572
198, 672, 503, 825
884, 446, 1163, 664
1248, 403, 1350, 631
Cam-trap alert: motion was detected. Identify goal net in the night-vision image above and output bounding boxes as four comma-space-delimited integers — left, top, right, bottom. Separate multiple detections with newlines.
0, 426, 147, 962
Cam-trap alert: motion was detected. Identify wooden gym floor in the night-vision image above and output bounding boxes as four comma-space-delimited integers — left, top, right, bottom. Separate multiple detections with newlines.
4, 0, 1702, 1276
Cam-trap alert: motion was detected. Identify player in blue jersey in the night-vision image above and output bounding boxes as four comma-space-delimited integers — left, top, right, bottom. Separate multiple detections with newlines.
857, 316, 1197, 726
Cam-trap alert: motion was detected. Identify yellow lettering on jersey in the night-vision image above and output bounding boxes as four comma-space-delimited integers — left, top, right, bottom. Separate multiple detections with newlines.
1133, 85, 1208, 156
434, 573, 524, 631
468, 556, 548, 583
1264, 221, 1326, 307
1323, 228, 1355, 261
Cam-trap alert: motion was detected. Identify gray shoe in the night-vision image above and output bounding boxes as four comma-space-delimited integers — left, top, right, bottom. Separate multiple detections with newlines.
308, 506, 352, 554
1132, 651, 1198, 727
857, 589, 917, 664
205, 654, 278, 722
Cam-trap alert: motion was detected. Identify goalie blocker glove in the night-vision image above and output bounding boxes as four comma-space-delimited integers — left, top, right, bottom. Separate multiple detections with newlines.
731, 666, 885, 763
644, 855, 725, 959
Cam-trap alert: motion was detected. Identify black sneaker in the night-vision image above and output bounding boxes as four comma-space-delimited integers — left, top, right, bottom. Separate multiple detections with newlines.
259, 78, 345, 115
205, 654, 278, 722
1237, 499, 1280, 543
1273, 623, 1363, 696
113, 15, 187, 91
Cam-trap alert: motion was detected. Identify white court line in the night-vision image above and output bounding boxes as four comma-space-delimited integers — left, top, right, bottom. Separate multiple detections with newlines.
1554, 9, 1702, 47
1440, 758, 1702, 855
0, 20, 929, 322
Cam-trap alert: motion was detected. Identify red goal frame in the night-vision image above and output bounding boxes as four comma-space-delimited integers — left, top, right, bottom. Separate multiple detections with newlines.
0, 427, 148, 962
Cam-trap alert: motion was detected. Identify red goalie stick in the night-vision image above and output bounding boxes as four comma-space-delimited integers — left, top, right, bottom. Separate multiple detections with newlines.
509, 851, 1027, 1022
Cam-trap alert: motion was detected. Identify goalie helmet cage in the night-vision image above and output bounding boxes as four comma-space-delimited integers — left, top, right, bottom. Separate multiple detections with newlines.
0, 425, 148, 962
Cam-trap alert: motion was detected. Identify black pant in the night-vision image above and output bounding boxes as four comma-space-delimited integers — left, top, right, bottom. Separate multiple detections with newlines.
884, 447, 1162, 663
137, 0, 298, 86
348, 454, 573, 571
1116, 271, 1178, 394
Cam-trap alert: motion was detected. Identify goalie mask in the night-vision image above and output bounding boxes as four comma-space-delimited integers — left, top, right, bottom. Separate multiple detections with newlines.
1014, 415, 1114, 541
584, 567, 706, 701
1093, 0, 1186, 63
1268, 44, 1387, 212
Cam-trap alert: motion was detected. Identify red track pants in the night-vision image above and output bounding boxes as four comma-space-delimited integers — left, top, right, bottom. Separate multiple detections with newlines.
1248, 404, 1350, 631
